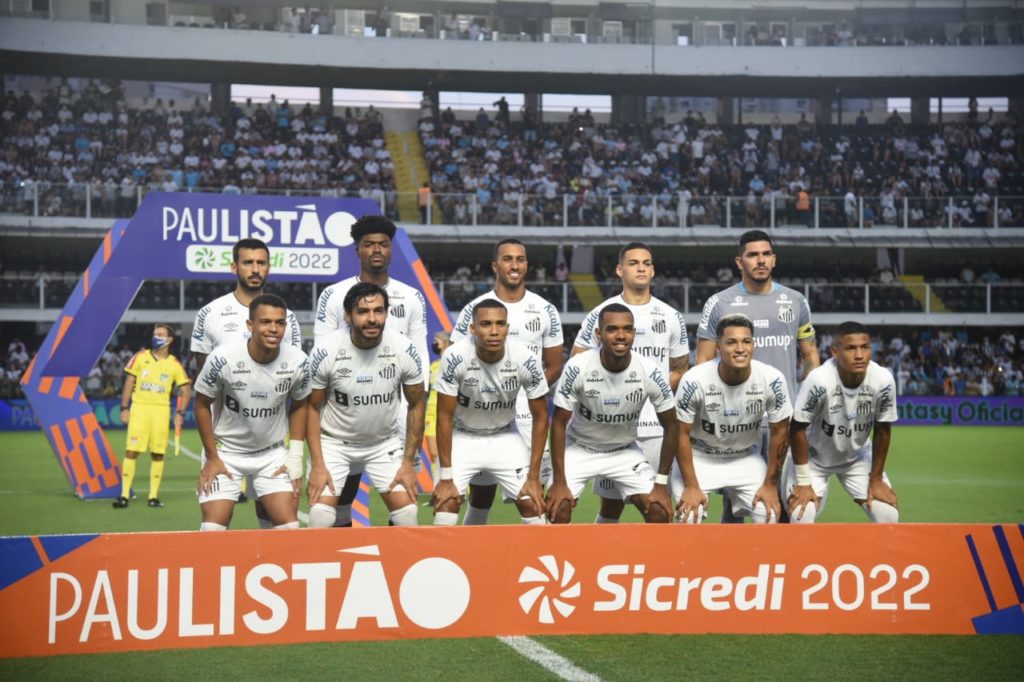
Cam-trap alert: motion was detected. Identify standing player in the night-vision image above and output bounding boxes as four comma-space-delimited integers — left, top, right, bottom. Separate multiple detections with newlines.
547, 304, 677, 524
113, 324, 191, 509
573, 242, 689, 523
675, 314, 792, 524
191, 237, 303, 522
696, 230, 817, 521
448, 239, 564, 524
432, 299, 549, 526
314, 215, 427, 527
783, 321, 899, 523
306, 283, 425, 527
194, 295, 310, 531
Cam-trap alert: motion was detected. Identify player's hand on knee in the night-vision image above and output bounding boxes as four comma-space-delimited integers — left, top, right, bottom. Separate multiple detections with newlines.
306, 464, 335, 506
388, 462, 418, 504
646, 485, 672, 520
198, 458, 231, 495
431, 479, 460, 511
676, 487, 708, 524
754, 484, 781, 523
518, 478, 545, 519
544, 482, 573, 523
787, 484, 818, 521
866, 478, 898, 509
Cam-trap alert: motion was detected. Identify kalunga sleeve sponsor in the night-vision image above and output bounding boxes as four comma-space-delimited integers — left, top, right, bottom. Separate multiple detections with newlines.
674, 375, 702, 424
696, 294, 720, 340
434, 346, 465, 397
793, 370, 825, 423
543, 302, 564, 347
574, 307, 600, 349
554, 358, 582, 411
766, 369, 793, 423
521, 349, 549, 400
190, 304, 214, 353
402, 339, 425, 386
313, 285, 339, 344
290, 356, 312, 401
196, 351, 227, 398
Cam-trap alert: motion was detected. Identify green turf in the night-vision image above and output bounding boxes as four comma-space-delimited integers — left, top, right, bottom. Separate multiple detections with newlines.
1, 426, 1021, 535
1, 426, 1021, 677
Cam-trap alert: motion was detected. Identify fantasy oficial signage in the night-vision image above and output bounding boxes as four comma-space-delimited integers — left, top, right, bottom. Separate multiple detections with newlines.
0, 524, 1021, 657
19, 194, 451, 508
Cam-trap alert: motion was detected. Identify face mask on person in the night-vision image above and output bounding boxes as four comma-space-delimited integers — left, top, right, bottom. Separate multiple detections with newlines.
152, 336, 171, 350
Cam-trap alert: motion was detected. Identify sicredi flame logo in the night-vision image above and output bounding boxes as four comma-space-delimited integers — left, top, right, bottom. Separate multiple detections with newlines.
517, 555, 581, 623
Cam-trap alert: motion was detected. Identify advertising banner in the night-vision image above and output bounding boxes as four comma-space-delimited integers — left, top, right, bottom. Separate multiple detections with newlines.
20, 194, 451, 503
896, 397, 1024, 426
0, 399, 195, 431
1, 524, 1021, 658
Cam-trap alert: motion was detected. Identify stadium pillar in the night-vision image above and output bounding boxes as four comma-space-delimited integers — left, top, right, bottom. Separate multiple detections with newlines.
814, 97, 833, 126
210, 82, 231, 116
910, 96, 930, 125
1009, 95, 1024, 119
612, 94, 646, 125
524, 93, 542, 123
319, 86, 333, 115
717, 97, 736, 125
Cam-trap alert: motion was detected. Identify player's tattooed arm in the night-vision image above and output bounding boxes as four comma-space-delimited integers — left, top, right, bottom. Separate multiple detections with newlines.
668, 354, 690, 391
390, 383, 426, 503
799, 338, 820, 379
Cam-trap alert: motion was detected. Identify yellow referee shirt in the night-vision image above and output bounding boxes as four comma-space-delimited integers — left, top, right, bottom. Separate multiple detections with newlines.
125, 351, 189, 407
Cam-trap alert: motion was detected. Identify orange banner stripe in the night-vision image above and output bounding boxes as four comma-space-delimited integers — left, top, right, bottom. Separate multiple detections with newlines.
58, 377, 78, 399
411, 259, 452, 331
352, 500, 370, 518
38, 377, 53, 395
83, 268, 90, 298
28, 537, 50, 567
50, 316, 74, 357
20, 354, 37, 386
102, 230, 112, 264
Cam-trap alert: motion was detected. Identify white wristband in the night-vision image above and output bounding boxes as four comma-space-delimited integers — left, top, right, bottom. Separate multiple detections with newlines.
654, 474, 669, 486
286, 440, 305, 480
794, 463, 812, 486
439, 467, 453, 480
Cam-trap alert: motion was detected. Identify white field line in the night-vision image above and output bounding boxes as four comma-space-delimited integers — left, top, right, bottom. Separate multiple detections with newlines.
497, 636, 601, 682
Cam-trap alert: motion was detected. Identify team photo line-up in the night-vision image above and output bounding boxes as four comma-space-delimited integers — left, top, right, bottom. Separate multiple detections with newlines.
115, 215, 899, 529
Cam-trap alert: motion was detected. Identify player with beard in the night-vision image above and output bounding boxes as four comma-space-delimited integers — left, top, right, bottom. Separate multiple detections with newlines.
695, 230, 817, 522
191, 238, 303, 525
448, 239, 564, 525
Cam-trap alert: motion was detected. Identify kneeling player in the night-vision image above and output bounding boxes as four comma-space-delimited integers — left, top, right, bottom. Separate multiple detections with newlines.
305, 283, 424, 527
194, 294, 310, 530
783, 321, 899, 523
546, 304, 677, 524
432, 299, 549, 525
674, 314, 791, 524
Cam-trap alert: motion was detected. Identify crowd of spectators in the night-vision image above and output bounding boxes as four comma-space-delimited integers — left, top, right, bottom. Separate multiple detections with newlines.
0, 78, 399, 219
857, 328, 1024, 397
418, 101, 1023, 228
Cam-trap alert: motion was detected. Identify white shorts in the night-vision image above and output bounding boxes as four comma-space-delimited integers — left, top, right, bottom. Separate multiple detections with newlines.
564, 440, 654, 501
452, 427, 531, 501
780, 445, 893, 519
198, 445, 294, 504
470, 408, 550, 487
594, 435, 664, 500
322, 434, 404, 494
672, 450, 769, 521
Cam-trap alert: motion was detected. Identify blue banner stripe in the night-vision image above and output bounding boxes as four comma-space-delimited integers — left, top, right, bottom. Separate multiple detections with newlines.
992, 525, 1024, 603
966, 534, 998, 611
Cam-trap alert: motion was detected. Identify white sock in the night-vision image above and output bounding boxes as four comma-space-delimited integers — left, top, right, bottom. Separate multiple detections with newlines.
274, 521, 300, 530
791, 501, 817, 524
862, 501, 899, 523
388, 504, 419, 527
434, 511, 459, 526
594, 514, 620, 524
257, 517, 274, 530
521, 515, 546, 525
308, 503, 337, 528
334, 504, 353, 527
463, 505, 490, 526
200, 522, 227, 531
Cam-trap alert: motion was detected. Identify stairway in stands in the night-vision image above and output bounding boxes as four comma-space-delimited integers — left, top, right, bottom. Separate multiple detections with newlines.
384, 130, 439, 225
570, 274, 605, 311
898, 274, 947, 312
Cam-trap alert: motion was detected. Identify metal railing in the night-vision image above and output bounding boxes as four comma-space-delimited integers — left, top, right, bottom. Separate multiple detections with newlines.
3, 183, 1021, 230
2, 275, 1021, 317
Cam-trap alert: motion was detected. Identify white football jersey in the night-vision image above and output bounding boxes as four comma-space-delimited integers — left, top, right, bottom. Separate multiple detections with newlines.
574, 294, 689, 438
313, 276, 427, 382
309, 329, 424, 444
555, 349, 674, 451
434, 338, 548, 434
450, 289, 564, 427
191, 291, 302, 354
675, 359, 792, 457
793, 359, 898, 467
195, 341, 311, 456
